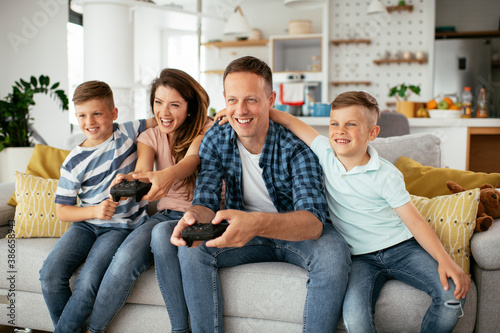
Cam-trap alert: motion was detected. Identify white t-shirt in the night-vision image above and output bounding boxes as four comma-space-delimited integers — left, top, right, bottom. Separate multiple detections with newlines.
310, 135, 412, 255
237, 139, 277, 213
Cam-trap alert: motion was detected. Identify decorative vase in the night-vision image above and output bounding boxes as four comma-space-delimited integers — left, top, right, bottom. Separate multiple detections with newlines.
0, 147, 35, 183
397, 101, 415, 118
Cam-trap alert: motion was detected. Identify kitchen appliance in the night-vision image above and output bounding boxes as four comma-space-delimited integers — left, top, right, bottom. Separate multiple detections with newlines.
434, 39, 498, 116
273, 72, 322, 116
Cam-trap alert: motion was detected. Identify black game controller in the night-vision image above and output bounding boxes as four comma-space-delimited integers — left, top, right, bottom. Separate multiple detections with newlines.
181, 221, 229, 247
110, 179, 152, 202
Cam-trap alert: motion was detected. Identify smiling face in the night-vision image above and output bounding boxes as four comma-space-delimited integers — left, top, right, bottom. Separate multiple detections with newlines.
153, 85, 188, 137
75, 98, 117, 147
328, 105, 380, 169
224, 71, 275, 154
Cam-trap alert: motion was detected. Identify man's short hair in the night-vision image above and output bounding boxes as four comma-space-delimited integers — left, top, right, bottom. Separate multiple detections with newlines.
223, 56, 273, 96
72, 80, 115, 111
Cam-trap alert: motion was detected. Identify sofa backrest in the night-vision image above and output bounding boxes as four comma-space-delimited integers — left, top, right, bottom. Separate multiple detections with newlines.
370, 133, 441, 168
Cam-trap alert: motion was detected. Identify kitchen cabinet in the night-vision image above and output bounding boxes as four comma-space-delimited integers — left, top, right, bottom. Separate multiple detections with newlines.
270, 34, 322, 72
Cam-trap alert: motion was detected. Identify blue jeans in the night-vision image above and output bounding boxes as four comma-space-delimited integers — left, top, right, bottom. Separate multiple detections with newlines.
175, 223, 350, 333
39, 222, 131, 333
87, 209, 184, 333
342, 238, 465, 333
150, 220, 191, 333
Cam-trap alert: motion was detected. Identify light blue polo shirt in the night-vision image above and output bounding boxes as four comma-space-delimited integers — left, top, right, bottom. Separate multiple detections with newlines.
311, 135, 413, 255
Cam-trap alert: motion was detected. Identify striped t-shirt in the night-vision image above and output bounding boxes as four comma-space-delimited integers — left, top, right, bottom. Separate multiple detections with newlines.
55, 120, 148, 229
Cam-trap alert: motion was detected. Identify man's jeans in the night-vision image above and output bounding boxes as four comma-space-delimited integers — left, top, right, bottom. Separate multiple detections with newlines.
39, 222, 131, 333
342, 238, 466, 333
85, 209, 184, 333
174, 223, 351, 333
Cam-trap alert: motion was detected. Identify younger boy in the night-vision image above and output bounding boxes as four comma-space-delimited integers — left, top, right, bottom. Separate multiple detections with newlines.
269, 91, 470, 332
39, 80, 156, 333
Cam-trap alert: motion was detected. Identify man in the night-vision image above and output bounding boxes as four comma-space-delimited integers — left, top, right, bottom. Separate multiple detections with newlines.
170, 56, 351, 332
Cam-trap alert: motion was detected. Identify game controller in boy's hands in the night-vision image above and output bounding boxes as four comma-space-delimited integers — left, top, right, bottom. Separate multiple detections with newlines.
181, 221, 229, 247
110, 179, 152, 202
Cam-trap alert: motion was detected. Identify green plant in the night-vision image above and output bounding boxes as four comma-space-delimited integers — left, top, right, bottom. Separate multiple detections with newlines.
388, 83, 421, 101
0, 74, 69, 152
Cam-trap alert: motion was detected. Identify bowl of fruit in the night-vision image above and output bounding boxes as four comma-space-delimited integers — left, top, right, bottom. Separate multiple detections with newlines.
426, 97, 462, 119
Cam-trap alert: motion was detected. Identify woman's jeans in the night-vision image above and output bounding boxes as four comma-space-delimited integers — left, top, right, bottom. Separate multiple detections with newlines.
150, 220, 192, 333
39, 222, 131, 333
342, 238, 466, 333
87, 209, 184, 333
173, 223, 351, 333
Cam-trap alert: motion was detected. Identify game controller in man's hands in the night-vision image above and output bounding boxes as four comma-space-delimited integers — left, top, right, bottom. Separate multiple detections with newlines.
181, 221, 229, 247
110, 179, 152, 202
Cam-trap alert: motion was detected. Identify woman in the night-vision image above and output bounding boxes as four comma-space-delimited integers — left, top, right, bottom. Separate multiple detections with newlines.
86, 68, 212, 333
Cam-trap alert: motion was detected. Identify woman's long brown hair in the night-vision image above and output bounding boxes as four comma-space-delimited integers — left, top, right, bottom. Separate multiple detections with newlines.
149, 68, 209, 199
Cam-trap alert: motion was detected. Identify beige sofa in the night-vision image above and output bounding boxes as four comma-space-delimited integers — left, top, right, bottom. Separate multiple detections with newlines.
0, 132, 499, 332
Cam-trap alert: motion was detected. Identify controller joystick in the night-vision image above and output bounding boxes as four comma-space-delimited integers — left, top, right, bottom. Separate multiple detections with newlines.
181, 221, 229, 247
110, 179, 152, 202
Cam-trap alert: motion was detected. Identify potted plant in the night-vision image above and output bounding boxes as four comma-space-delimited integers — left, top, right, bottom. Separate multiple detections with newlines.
388, 83, 421, 118
0, 74, 69, 152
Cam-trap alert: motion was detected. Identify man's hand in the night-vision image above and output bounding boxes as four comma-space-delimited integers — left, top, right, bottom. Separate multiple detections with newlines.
132, 169, 174, 202
206, 210, 259, 248
171, 211, 200, 247
94, 199, 119, 220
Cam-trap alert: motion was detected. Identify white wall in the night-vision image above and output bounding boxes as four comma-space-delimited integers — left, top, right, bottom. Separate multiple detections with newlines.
0, 0, 71, 149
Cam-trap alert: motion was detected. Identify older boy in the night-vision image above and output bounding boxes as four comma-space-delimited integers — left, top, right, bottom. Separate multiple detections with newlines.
39, 81, 155, 333
269, 91, 470, 333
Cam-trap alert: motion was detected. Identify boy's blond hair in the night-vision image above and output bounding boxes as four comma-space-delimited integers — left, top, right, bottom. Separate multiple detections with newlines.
73, 80, 115, 111
331, 91, 380, 127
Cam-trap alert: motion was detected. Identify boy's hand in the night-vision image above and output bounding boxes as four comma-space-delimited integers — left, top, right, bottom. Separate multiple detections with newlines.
94, 199, 119, 220
438, 260, 470, 300
215, 108, 228, 125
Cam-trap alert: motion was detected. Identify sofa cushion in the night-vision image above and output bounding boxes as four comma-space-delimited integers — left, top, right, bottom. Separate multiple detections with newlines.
396, 156, 500, 198
8, 144, 70, 206
370, 133, 441, 168
11, 172, 71, 238
411, 188, 480, 276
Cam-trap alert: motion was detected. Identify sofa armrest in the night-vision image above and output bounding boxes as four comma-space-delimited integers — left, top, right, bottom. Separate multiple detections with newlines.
0, 182, 15, 227
471, 219, 500, 270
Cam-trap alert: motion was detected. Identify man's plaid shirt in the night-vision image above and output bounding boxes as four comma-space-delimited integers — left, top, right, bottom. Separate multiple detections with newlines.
192, 120, 329, 225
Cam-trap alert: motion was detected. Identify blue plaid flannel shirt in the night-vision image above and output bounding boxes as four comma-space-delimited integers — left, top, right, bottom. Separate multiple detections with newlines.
192, 119, 330, 225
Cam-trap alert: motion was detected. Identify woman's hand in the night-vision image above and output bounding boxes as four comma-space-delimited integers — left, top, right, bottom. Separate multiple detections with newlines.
132, 168, 175, 202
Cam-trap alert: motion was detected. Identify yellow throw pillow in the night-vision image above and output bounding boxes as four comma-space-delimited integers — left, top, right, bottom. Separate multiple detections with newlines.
7, 144, 71, 206
411, 188, 480, 276
396, 156, 500, 198
9, 172, 71, 238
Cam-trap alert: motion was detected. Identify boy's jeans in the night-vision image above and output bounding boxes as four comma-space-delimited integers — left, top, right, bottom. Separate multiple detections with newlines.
87, 209, 184, 333
175, 223, 351, 333
343, 238, 466, 333
39, 222, 131, 333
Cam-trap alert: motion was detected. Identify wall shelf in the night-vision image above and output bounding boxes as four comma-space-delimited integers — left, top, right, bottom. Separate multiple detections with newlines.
373, 58, 428, 65
331, 39, 371, 46
435, 30, 500, 39
332, 81, 371, 86
202, 39, 269, 48
202, 70, 225, 75
386, 5, 413, 13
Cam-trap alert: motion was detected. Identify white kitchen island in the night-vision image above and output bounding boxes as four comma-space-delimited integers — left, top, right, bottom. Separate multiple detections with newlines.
298, 116, 500, 172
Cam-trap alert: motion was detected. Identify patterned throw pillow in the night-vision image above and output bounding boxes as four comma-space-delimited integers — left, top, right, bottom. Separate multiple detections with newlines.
7, 144, 71, 206
411, 188, 480, 276
9, 172, 71, 238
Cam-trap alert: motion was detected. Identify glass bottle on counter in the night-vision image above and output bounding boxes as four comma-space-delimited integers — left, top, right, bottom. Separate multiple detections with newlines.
477, 87, 488, 118
461, 87, 472, 118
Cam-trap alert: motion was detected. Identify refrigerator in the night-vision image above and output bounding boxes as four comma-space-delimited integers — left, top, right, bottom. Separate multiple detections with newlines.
434, 39, 498, 117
